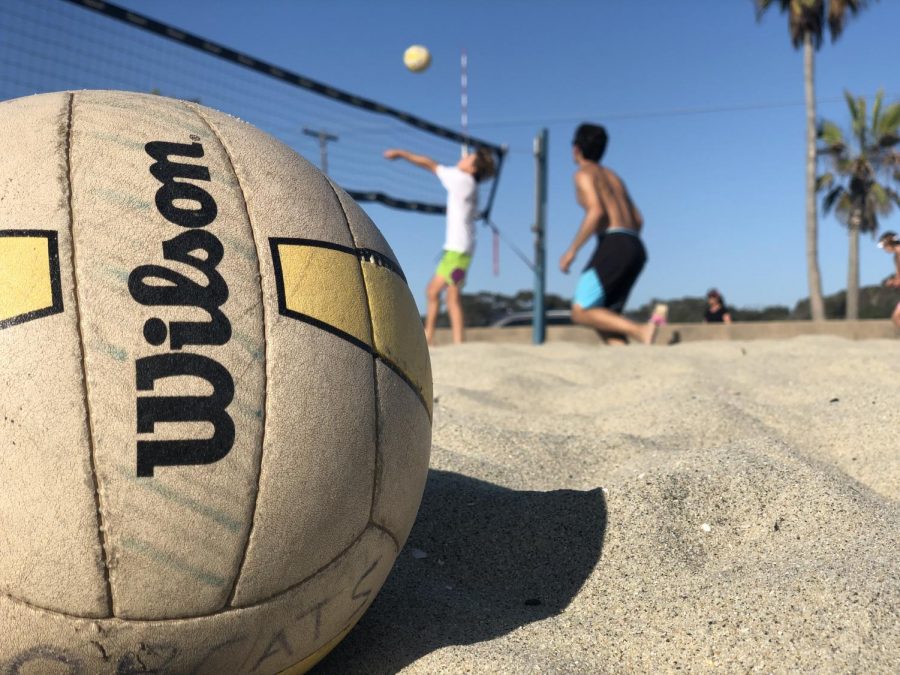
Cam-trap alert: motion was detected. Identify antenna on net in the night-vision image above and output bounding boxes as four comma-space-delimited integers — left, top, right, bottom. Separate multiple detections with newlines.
460, 48, 469, 157
462, 48, 500, 275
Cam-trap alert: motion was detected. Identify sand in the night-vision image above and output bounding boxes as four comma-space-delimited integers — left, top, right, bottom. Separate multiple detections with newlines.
316, 336, 899, 674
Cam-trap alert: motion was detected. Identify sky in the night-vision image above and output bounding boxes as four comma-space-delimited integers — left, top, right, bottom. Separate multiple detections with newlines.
50, 1, 900, 312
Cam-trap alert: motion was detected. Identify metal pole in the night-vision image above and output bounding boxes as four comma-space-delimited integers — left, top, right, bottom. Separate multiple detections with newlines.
533, 128, 548, 345
460, 48, 469, 157
302, 127, 338, 175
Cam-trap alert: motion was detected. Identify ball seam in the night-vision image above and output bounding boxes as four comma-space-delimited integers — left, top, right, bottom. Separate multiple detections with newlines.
321, 179, 383, 530
65, 90, 116, 618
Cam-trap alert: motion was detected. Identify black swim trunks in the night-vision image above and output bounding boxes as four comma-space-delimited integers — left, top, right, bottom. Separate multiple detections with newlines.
573, 228, 647, 313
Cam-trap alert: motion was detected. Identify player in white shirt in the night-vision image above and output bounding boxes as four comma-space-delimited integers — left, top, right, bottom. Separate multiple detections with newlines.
383, 147, 496, 344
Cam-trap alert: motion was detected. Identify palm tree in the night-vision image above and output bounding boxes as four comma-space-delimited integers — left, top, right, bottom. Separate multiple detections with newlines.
818, 90, 900, 319
755, 0, 871, 321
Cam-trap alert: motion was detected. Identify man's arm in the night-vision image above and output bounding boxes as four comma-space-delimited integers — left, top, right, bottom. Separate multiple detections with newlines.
383, 148, 438, 173
894, 251, 900, 279
560, 171, 605, 273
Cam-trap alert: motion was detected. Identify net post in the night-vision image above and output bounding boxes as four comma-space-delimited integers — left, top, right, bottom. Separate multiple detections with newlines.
533, 128, 548, 345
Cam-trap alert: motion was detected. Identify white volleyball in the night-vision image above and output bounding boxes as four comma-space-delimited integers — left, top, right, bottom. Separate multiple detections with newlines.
0, 90, 432, 674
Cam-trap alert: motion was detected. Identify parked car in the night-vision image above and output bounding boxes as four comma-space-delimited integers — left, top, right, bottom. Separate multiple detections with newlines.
490, 309, 572, 328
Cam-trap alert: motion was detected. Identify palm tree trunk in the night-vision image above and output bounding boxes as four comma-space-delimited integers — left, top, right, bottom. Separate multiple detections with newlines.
846, 224, 859, 319
804, 33, 826, 321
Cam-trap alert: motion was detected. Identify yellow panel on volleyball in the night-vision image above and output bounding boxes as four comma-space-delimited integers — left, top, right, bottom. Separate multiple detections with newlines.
361, 263, 432, 413
0, 234, 55, 324
277, 243, 372, 346
274, 240, 431, 413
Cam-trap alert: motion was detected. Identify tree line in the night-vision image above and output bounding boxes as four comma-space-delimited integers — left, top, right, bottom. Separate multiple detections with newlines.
428, 286, 899, 328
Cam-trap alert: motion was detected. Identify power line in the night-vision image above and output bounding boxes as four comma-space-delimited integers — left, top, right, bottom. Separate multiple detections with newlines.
465, 92, 900, 131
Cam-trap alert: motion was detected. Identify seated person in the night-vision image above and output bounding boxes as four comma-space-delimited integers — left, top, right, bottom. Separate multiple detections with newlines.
704, 289, 732, 324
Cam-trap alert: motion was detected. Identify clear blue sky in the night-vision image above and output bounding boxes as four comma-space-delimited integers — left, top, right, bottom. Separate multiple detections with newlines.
90, 1, 900, 311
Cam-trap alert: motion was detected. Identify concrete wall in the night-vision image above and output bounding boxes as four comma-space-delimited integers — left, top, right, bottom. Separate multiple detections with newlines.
432, 320, 900, 346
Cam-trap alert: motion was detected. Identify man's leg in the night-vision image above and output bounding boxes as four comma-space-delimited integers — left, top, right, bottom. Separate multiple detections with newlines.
892, 302, 900, 329
571, 266, 658, 345
424, 274, 447, 346
598, 330, 628, 346
446, 283, 465, 344
572, 304, 657, 345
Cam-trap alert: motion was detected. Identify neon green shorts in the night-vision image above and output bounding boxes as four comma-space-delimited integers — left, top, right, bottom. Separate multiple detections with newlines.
436, 250, 472, 287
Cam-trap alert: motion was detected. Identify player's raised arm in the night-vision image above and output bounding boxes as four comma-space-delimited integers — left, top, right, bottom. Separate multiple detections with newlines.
383, 148, 438, 173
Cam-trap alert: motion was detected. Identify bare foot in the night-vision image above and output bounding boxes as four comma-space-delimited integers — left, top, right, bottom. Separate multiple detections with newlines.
639, 303, 669, 345
637, 321, 659, 345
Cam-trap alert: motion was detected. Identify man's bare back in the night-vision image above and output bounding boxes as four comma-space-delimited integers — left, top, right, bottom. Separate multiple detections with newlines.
576, 163, 643, 234
560, 122, 661, 345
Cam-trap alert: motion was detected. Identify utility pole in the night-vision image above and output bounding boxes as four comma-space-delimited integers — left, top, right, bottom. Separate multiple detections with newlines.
302, 127, 338, 175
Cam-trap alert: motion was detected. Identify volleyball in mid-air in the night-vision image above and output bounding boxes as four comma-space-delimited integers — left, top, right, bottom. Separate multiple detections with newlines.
0, 90, 432, 674
403, 44, 431, 72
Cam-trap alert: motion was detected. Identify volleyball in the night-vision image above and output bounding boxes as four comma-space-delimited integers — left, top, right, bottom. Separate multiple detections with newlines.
0, 90, 432, 673
403, 44, 431, 72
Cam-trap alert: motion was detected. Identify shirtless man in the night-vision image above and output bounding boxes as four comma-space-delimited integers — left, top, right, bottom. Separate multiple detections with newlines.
559, 123, 662, 345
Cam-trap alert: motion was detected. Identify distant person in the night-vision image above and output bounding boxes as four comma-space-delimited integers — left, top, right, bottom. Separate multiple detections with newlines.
877, 231, 900, 328
383, 146, 496, 345
878, 231, 900, 288
559, 123, 664, 345
704, 289, 732, 324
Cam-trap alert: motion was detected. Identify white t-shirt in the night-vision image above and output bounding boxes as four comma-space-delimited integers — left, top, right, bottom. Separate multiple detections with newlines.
435, 165, 478, 255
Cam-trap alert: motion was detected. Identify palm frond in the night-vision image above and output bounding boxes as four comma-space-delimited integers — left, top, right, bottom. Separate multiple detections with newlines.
854, 96, 867, 144
870, 183, 891, 218
859, 190, 880, 232
755, 0, 830, 49
878, 103, 900, 136
823, 185, 846, 214
886, 186, 900, 209
871, 89, 884, 133
835, 157, 855, 173
843, 90, 860, 125
754, 0, 787, 17
816, 120, 847, 162
789, 0, 824, 48
818, 119, 846, 145
861, 212, 879, 234
827, 0, 868, 41
833, 191, 854, 225
877, 133, 899, 150
754, 0, 777, 18
816, 172, 835, 191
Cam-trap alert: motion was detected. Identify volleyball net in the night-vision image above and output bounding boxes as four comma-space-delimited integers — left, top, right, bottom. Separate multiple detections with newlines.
0, 0, 506, 218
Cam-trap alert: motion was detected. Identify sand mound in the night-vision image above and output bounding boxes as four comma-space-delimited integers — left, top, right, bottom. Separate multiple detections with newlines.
317, 337, 899, 673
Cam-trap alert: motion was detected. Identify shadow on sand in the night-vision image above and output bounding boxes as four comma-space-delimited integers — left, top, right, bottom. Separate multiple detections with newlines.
315, 469, 607, 674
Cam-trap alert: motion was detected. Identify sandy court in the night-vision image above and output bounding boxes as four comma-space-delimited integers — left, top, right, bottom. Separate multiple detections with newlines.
317, 336, 899, 673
